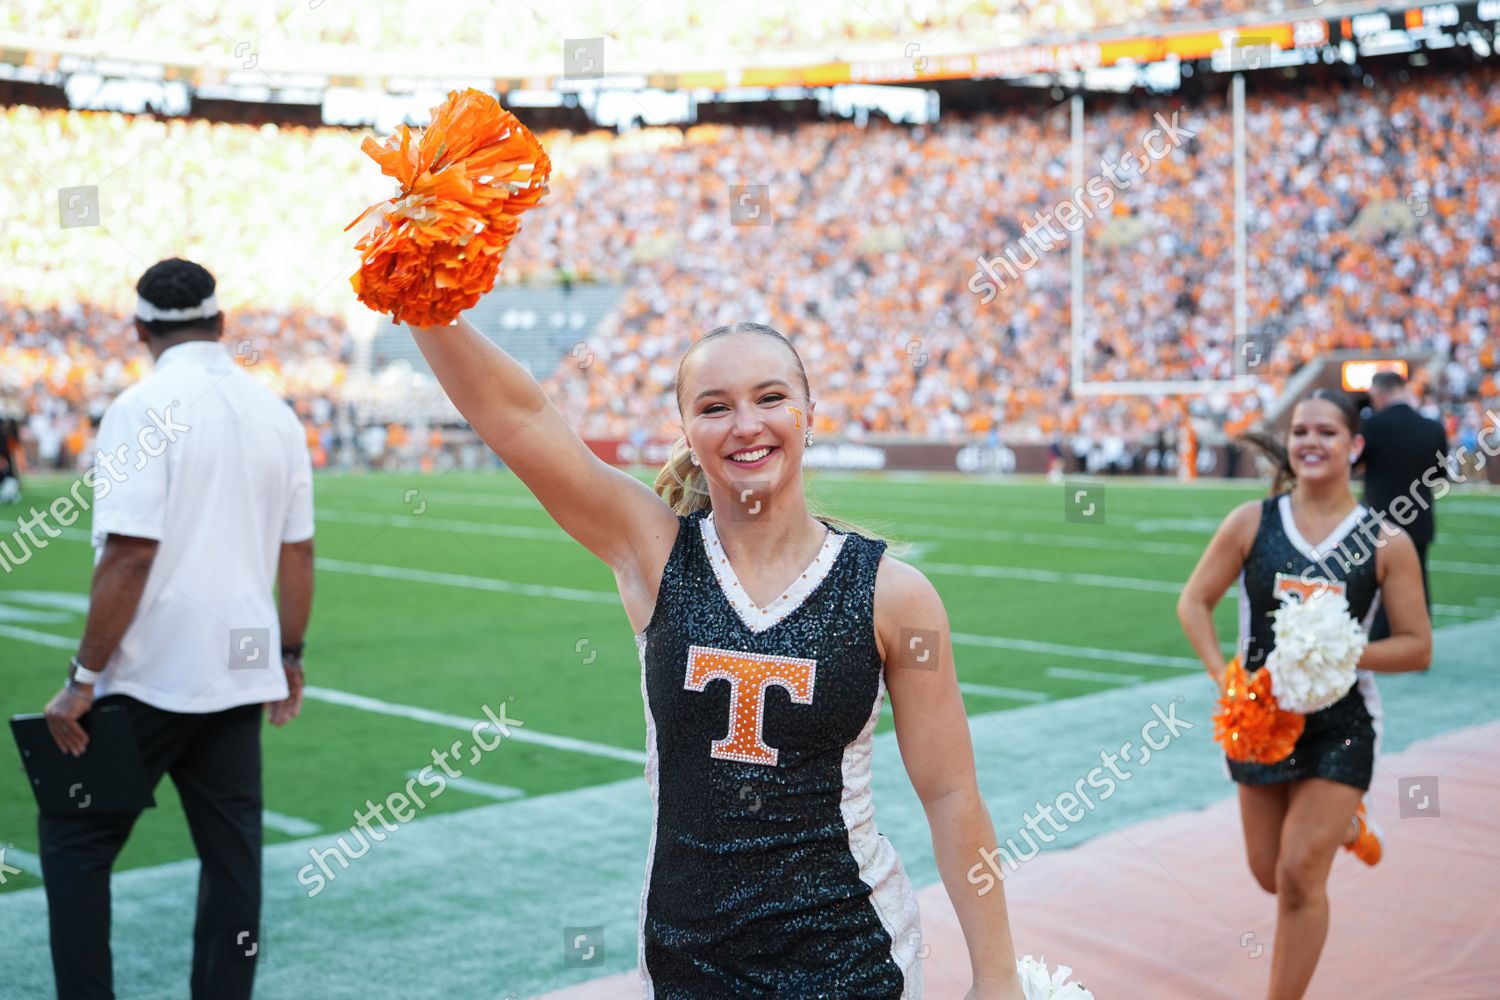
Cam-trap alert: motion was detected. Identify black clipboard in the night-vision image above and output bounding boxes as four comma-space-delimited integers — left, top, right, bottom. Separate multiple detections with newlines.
10, 704, 155, 817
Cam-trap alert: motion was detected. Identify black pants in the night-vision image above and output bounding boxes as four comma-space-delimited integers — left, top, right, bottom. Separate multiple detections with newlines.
1369, 536, 1431, 642
38, 695, 263, 1000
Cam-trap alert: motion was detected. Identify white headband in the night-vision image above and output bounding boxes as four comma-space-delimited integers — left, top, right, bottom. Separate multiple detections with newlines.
136, 293, 220, 323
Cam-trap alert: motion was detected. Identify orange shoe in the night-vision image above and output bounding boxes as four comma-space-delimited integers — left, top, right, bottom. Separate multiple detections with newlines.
1344, 801, 1383, 866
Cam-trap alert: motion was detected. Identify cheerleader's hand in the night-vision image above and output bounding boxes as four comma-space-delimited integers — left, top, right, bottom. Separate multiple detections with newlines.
963, 976, 1025, 1000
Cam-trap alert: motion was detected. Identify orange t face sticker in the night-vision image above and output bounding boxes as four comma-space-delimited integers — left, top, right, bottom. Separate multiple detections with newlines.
1274, 572, 1346, 602
684, 645, 817, 765
785, 405, 804, 429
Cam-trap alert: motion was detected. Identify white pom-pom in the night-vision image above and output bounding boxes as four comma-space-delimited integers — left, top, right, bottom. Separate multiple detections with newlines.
1265, 588, 1367, 714
1016, 956, 1095, 999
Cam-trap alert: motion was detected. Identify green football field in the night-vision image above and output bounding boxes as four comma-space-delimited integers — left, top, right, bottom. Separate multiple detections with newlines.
3, 469, 1498, 899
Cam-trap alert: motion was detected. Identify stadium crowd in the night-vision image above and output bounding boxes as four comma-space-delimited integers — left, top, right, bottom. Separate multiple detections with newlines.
2, 65, 1496, 474
4, 0, 1328, 73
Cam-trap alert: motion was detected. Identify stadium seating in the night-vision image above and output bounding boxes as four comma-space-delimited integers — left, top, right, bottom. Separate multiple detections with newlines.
2, 0, 1322, 71
2, 67, 1495, 470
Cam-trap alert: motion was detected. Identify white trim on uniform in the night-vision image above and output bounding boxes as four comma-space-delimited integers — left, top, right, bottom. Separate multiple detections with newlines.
1277, 494, 1368, 563
839, 674, 922, 997
1358, 590, 1386, 756
699, 512, 846, 634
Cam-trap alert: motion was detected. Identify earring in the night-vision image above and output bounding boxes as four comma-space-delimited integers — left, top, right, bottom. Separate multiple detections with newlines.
689, 449, 699, 466
804, 430, 813, 447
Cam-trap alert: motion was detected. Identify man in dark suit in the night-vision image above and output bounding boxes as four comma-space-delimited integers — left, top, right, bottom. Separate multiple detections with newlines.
1360, 371, 1448, 640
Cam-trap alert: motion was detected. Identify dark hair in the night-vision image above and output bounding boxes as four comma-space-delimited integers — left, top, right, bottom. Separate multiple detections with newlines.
1238, 389, 1360, 495
653, 321, 903, 551
1370, 370, 1407, 394
136, 258, 220, 337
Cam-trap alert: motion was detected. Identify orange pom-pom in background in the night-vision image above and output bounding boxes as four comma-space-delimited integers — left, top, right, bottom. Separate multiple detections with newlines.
1213, 656, 1305, 764
346, 88, 551, 327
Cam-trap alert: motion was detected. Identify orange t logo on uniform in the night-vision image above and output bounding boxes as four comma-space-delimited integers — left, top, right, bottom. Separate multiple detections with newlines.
684, 645, 817, 766
1274, 572, 1347, 603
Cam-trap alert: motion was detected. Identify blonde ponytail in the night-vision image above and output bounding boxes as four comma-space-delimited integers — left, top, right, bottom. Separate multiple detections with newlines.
653, 435, 712, 515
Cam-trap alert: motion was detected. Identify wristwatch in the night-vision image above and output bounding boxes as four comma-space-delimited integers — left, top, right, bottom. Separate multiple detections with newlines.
281, 641, 305, 663
68, 655, 101, 687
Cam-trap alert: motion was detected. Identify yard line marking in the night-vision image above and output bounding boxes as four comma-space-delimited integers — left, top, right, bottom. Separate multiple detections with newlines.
921, 561, 1182, 594
1047, 666, 1143, 686
313, 486, 545, 512
407, 771, 525, 801
0, 619, 645, 767
951, 632, 1203, 670
958, 682, 1051, 703
263, 811, 321, 836
315, 558, 617, 605
316, 508, 562, 542
313, 503, 1205, 559
0, 623, 74, 649
302, 686, 647, 765
1431, 604, 1495, 619
314, 522, 1186, 598
1430, 560, 1500, 577
4, 596, 1204, 684
1132, 518, 1224, 534
906, 524, 1201, 557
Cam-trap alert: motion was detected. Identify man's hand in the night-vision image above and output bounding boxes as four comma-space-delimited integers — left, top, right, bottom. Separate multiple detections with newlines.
45, 684, 95, 756
266, 660, 304, 727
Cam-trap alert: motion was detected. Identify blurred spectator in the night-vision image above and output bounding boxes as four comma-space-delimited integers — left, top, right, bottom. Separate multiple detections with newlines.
2, 66, 1496, 470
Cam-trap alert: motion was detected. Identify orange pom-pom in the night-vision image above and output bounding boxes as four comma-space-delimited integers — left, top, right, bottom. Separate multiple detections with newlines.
346, 88, 551, 327
1213, 656, 1305, 764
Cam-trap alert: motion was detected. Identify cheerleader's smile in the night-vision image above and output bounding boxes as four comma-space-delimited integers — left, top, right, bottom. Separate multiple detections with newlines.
725, 445, 779, 469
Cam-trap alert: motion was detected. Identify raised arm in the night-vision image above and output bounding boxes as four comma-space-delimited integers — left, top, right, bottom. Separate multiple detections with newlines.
409, 316, 678, 571
1177, 499, 1260, 683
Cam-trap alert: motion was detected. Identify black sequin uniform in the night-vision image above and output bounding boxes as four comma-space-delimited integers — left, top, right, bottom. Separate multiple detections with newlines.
1228, 495, 1384, 791
633, 509, 921, 998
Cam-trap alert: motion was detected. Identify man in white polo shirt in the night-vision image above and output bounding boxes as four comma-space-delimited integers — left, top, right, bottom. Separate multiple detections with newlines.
38, 258, 315, 1000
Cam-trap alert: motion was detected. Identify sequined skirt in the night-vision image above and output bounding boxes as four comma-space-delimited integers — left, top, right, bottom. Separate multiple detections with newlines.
1227, 681, 1376, 791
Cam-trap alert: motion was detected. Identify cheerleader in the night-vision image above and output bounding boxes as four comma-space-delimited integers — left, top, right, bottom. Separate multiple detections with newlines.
409, 317, 1024, 998
1177, 390, 1432, 1000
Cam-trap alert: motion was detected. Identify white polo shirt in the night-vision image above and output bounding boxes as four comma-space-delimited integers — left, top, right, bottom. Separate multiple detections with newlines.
89, 339, 314, 713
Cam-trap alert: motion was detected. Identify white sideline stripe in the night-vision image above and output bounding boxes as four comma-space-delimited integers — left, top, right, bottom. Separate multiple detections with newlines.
907, 524, 1201, 556
263, 811, 320, 836
407, 771, 525, 801
0, 623, 74, 649
314, 503, 1206, 559
1047, 666, 1143, 686
1431, 560, 1500, 577
312, 500, 1500, 562
302, 685, 647, 765
920, 560, 1182, 593
0, 594, 1205, 703
312, 488, 544, 512
316, 508, 561, 542
951, 631, 1203, 670
0, 622, 646, 767
315, 558, 617, 605
0, 846, 42, 879
957, 682, 1051, 703
1432, 604, 1495, 619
